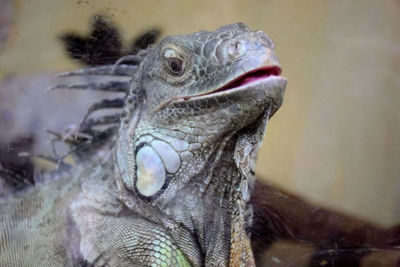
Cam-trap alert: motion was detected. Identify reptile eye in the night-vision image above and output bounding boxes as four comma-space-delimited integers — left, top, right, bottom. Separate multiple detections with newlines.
167, 58, 184, 74
163, 48, 186, 76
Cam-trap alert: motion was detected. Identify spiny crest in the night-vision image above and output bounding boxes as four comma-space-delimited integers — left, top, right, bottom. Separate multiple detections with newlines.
0, 15, 162, 193
49, 55, 145, 162
45, 15, 161, 165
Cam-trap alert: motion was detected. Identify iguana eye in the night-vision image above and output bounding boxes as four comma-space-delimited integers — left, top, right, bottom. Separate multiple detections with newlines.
167, 58, 184, 74
163, 48, 186, 75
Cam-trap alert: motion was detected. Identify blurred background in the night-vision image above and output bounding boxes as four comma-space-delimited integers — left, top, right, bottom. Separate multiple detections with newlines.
0, 0, 399, 264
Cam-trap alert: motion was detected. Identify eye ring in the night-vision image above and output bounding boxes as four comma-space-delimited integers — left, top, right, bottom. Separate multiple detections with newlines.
163, 48, 186, 76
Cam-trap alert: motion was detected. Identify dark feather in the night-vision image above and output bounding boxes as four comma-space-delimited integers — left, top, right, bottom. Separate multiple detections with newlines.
59, 14, 160, 66
131, 28, 161, 54
60, 15, 122, 66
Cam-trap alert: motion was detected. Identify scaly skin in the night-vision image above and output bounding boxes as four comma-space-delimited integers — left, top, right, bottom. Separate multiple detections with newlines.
0, 23, 286, 266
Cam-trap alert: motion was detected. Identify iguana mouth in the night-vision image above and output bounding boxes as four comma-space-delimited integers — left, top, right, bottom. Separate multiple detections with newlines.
172, 65, 283, 104
181, 65, 283, 100
215, 65, 282, 93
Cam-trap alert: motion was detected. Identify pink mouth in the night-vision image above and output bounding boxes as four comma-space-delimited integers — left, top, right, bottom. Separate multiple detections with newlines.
179, 65, 282, 101
213, 65, 282, 93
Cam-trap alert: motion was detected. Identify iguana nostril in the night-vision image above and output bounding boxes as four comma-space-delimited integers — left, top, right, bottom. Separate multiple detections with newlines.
228, 40, 247, 58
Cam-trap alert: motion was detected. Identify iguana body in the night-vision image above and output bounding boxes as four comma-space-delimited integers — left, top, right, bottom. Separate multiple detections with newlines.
0, 23, 286, 266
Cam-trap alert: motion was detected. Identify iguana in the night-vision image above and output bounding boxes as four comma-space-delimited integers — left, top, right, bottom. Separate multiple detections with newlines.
0, 23, 286, 266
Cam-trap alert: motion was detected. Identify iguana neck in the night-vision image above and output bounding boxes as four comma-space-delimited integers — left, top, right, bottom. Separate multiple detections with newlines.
113, 126, 245, 265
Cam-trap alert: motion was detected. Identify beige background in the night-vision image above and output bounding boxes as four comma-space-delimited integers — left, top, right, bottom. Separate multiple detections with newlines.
0, 0, 399, 227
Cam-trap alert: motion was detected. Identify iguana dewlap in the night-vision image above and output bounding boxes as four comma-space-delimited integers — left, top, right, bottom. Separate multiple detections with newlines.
0, 23, 286, 266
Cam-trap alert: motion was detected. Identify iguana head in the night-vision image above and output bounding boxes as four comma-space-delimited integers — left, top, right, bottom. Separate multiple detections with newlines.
141, 22, 284, 122
115, 23, 286, 265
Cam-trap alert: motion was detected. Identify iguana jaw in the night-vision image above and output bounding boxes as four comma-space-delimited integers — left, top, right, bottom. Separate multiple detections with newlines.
173, 65, 286, 105
206, 65, 282, 94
